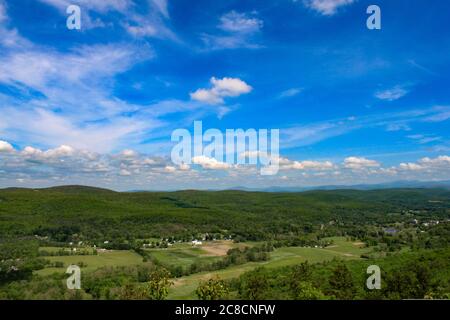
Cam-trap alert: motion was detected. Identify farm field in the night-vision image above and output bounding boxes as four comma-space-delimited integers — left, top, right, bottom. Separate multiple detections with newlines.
34, 237, 368, 297
144, 240, 250, 268
168, 237, 370, 299
35, 250, 143, 276
35, 240, 249, 277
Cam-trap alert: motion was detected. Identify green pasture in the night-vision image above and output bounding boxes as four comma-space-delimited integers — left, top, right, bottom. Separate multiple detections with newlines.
168, 237, 370, 299
36, 250, 143, 276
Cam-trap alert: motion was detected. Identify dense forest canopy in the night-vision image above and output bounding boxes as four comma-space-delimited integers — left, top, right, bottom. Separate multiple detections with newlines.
0, 186, 449, 243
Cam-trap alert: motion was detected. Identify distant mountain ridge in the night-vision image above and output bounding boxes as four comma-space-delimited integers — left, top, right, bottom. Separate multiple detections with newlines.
1, 180, 450, 193
227, 180, 450, 193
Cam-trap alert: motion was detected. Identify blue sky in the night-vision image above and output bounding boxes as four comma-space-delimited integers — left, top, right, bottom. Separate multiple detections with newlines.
0, 0, 449, 190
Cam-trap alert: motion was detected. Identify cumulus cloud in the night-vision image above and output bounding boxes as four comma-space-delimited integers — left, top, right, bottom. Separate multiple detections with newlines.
192, 156, 232, 170
1, 139, 450, 190
0, 140, 14, 152
399, 162, 423, 171
302, 0, 356, 16
344, 157, 380, 169
375, 86, 409, 101
119, 169, 132, 176
419, 155, 450, 167
398, 156, 450, 173
164, 165, 176, 173
0, 141, 181, 185
190, 77, 252, 105
120, 149, 138, 158
278, 157, 335, 171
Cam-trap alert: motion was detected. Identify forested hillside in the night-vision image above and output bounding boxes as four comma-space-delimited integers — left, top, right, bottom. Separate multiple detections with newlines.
1, 186, 449, 243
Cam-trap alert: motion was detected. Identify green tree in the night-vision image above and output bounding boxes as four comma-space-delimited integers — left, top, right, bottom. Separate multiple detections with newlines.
293, 282, 325, 300
145, 268, 173, 300
239, 268, 268, 300
195, 276, 229, 300
328, 264, 355, 300
290, 262, 319, 299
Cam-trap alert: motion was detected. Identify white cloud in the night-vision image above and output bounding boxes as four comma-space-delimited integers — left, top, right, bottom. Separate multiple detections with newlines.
164, 165, 177, 173
44, 145, 75, 158
151, 0, 169, 18
21, 145, 76, 159
0, 0, 7, 23
1, 141, 450, 190
219, 11, 263, 34
120, 149, 138, 158
38, 0, 132, 14
0, 140, 14, 152
424, 106, 450, 122
202, 11, 263, 50
419, 155, 450, 166
38, 0, 177, 40
375, 86, 409, 101
0, 44, 152, 93
398, 156, 450, 172
190, 77, 252, 105
178, 163, 190, 171
386, 123, 411, 132
407, 134, 441, 144
279, 157, 335, 171
281, 106, 450, 150
399, 162, 423, 171
192, 156, 232, 170
0, 18, 167, 152
119, 169, 132, 176
344, 157, 380, 169
0, 107, 153, 153
302, 0, 356, 16
279, 88, 303, 98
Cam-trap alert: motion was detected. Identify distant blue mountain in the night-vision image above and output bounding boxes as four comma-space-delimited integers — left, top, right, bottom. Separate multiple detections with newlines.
226, 180, 450, 193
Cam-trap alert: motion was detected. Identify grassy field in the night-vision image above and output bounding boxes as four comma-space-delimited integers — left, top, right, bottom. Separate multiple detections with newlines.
146, 247, 220, 268
35, 237, 370, 298
36, 250, 143, 276
144, 240, 250, 268
168, 237, 370, 299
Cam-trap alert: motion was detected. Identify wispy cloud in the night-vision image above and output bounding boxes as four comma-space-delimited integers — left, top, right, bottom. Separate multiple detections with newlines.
38, 0, 178, 40
0, 0, 7, 23
375, 86, 409, 101
279, 87, 303, 99
201, 11, 263, 50
407, 134, 442, 145
0, 12, 165, 152
282, 106, 450, 149
301, 0, 356, 16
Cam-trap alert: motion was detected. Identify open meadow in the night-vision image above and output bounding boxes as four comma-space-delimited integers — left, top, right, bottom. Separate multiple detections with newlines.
33, 237, 370, 298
